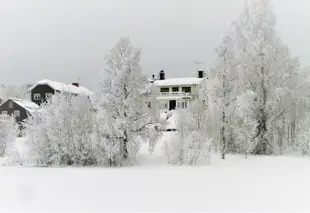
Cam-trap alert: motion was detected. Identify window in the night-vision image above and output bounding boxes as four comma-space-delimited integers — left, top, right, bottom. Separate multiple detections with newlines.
34, 93, 41, 100
8, 101, 13, 108
164, 103, 168, 109
14, 110, 20, 117
1, 111, 7, 115
148, 102, 151, 108
46, 93, 53, 99
182, 87, 191, 93
177, 102, 181, 108
180, 102, 188, 109
160, 87, 169, 93
172, 87, 179, 92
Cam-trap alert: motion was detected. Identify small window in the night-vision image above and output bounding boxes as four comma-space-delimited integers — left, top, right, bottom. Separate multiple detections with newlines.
148, 102, 151, 108
172, 87, 179, 92
1, 111, 7, 115
8, 101, 13, 108
34, 93, 41, 100
14, 110, 20, 117
160, 88, 169, 93
164, 103, 168, 109
46, 93, 53, 99
177, 102, 181, 108
182, 102, 185, 108
185, 102, 188, 108
182, 87, 191, 93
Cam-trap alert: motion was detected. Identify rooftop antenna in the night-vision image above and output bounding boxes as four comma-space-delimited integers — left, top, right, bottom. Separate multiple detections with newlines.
194, 61, 204, 71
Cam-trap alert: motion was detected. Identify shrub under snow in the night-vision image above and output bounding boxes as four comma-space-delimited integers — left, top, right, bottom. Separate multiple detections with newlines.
24, 94, 97, 166
0, 115, 18, 158
165, 101, 212, 165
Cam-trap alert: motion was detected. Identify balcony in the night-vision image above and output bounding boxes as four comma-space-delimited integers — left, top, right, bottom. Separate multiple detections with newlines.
157, 92, 193, 100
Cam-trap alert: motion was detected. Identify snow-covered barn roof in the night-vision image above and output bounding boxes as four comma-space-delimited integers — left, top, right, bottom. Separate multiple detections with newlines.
154, 77, 203, 87
9, 98, 40, 114
28, 79, 93, 96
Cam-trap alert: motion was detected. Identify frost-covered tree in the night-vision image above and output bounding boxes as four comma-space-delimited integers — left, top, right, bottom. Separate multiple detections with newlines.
25, 93, 96, 166
0, 115, 18, 157
234, 90, 258, 158
97, 37, 160, 166
165, 100, 211, 165
0, 84, 30, 103
201, 34, 239, 159
295, 112, 310, 156
232, 0, 299, 154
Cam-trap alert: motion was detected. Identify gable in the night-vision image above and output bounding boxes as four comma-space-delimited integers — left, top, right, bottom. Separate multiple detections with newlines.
29, 79, 93, 96
30, 84, 55, 94
0, 99, 27, 115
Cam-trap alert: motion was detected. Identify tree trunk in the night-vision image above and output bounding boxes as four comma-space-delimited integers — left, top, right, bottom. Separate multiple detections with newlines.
252, 67, 270, 155
121, 130, 128, 160
221, 110, 226, 159
252, 108, 269, 154
221, 71, 227, 160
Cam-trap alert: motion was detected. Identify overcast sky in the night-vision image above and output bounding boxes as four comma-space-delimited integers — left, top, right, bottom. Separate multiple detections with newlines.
0, 0, 309, 89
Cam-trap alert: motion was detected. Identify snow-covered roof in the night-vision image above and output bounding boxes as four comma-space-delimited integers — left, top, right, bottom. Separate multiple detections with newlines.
154, 77, 203, 87
9, 98, 40, 114
28, 79, 93, 96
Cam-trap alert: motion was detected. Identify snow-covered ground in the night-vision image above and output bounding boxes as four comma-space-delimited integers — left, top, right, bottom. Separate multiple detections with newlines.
0, 133, 310, 212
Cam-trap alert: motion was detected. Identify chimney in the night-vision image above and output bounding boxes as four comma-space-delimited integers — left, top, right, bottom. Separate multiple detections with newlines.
159, 70, 165, 80
198, 70, 204, 78
72, 82, 79, 87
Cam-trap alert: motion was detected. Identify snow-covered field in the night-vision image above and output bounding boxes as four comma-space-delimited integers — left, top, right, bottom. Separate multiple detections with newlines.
0, 133, 310, 213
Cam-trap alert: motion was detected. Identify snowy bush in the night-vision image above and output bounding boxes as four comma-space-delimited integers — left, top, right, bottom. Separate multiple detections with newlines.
24, 93, 97, 166
0, 115, 18, 158
165, 131, 211, 165
165, 101, 212, 165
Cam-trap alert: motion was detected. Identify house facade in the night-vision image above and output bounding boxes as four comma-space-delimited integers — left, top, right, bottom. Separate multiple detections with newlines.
28, 79, 93, 106
0, 98, 40, 123
151, 70, 204, 111
0, 79, 93, 124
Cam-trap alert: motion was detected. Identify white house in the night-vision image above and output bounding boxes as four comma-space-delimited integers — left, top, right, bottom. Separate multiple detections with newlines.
150, 70, 205, 112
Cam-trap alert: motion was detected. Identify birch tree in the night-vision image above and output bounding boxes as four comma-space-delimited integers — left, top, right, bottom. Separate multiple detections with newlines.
235, 90, 258, 158
97, 37, 160, 166
202, 34, 239, 159
233, 0, 299, 154
0, 84, 30, 103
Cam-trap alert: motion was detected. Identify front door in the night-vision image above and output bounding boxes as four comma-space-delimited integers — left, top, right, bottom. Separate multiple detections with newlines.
169, 100, 176, 111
